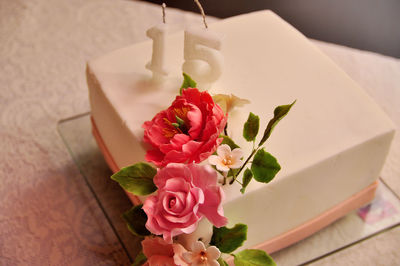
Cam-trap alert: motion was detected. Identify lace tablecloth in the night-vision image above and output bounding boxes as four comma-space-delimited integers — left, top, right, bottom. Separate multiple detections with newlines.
1, 0, 399, 265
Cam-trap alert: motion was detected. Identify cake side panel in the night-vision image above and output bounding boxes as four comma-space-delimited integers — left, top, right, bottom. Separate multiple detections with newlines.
87, 65, 145, 169
223, 129, 394, 250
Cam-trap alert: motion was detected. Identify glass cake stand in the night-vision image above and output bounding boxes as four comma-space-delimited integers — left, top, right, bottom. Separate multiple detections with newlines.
58, 113, 400, 265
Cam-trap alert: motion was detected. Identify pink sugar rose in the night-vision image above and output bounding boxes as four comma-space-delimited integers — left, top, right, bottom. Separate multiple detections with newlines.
143, 163, 228, 243
143, 88, 227, 167
141, 237, 188, 266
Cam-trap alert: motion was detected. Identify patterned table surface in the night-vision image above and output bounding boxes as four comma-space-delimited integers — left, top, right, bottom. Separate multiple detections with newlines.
1, 0, 399, 265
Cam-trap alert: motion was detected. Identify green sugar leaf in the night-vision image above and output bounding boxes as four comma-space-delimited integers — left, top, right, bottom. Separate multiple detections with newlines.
132, 251, 147, 266
217, 257, 229, 266
259, 100, 296, 147
243, 112, 260, 142
111, 163, 157, 195
122, 205, 151, 237
240, 168, 253, 194
233, 249, 276, 266
210, 224, 247, 253
220, 135, 240, 150
227, 168, 239, 179
251, 149, 281, 183
180, 73, 197, 94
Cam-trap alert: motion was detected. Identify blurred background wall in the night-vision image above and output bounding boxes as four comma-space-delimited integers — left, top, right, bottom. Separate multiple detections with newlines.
140, 0, 400, 58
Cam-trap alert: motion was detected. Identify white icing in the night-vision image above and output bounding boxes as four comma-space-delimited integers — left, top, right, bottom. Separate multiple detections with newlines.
87, 11, 395, 251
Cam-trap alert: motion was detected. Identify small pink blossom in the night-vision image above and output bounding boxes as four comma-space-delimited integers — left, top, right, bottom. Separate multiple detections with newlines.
182, 241, 221, 266
141, 237, 183, 266
208, 144, 243, 172
143, 163, 228, 243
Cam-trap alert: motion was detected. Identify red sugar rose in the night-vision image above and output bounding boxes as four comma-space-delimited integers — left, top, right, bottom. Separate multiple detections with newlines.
143, 88, 227, 167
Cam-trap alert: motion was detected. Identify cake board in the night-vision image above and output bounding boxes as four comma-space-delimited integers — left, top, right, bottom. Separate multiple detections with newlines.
57, 113, 400, 265
90, 116, 379, 254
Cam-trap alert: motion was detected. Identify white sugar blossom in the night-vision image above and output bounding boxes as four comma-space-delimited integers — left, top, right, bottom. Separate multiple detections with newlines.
209, 144, 243, 172
176, 218, 213, 250
212, 93, 250, 114
182, 241, 221, 266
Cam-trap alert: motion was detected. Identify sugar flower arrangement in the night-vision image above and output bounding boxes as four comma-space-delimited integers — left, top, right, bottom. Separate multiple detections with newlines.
112, 74, 295, 265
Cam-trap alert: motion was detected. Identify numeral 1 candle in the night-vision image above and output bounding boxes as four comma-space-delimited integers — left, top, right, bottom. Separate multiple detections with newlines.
146, 3, 169, 80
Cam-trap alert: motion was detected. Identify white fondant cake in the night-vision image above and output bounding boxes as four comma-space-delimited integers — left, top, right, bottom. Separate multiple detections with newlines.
87, 11, 395, 252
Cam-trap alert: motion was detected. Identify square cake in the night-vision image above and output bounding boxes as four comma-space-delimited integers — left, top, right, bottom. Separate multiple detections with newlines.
87, 10, 395, 255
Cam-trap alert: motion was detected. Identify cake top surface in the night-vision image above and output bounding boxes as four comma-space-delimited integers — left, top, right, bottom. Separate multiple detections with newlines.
89, 10, 395, 197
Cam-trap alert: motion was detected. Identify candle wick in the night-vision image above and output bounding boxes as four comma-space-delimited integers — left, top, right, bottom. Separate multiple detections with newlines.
194, 0, 208, 29
162, 3, 166, 24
